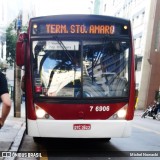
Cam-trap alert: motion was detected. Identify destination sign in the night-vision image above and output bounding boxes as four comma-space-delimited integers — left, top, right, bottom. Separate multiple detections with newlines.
32, 23, 119, 35
45, 24, 115, 34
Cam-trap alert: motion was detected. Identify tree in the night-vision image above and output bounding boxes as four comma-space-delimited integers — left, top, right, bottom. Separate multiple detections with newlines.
0, 33, 7, 71
6, 19, 17, 66
6, 19, 28, 67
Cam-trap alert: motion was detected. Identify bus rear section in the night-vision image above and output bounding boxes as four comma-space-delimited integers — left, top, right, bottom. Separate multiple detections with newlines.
16, 15, 135, 139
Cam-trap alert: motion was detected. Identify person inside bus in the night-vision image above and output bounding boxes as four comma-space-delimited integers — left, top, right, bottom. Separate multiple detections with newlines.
0, 71, 11, 129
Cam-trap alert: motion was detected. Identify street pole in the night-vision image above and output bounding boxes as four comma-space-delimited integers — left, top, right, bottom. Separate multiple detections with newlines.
14, 14, 22, 118
14, 63, 21, 117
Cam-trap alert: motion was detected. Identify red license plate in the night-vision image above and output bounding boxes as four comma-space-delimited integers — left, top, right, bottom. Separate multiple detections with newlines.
73, 124, 91, 130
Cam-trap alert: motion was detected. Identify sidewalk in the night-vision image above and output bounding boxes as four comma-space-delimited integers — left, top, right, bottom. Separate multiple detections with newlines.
0, 101, 26, 160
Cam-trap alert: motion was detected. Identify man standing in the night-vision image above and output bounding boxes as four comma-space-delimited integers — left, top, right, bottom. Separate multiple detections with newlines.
0, 71, 11, 129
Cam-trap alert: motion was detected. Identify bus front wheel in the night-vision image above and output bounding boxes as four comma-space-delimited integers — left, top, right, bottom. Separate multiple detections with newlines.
99, 138, 111, 143
33, 137, 42, 143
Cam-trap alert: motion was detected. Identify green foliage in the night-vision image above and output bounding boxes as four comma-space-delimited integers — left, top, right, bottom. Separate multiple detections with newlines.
22, 25, 28, 32
6, 19, 28, 67
6, 19, 17, 66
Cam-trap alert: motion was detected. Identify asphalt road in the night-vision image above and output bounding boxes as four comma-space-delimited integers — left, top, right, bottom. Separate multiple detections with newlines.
17, 114, 160, 160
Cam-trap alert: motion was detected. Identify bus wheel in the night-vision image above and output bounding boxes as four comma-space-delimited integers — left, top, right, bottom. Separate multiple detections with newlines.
106, 138, 111, 142
33, 137, 42, 143
99, 138, 111, 143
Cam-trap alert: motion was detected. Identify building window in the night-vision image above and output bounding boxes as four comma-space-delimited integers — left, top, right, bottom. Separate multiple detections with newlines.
104, 4, 106, 12
136, 56, 143, 71
113, 0, 115, 5
132, 18, 134, 27
141, 12, 145, 24
134, 36, 142, 49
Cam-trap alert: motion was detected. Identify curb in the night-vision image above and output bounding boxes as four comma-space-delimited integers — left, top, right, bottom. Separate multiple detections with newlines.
3, 122, 26, 160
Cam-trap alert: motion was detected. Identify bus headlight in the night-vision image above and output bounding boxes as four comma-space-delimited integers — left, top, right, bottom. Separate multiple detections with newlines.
117, 109, 127, 118
109, 104, 128, 120
35, 104, 51, 119
36, 108, 46, 118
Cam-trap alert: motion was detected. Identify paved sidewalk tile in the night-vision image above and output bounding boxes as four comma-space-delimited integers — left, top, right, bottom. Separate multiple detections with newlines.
0, 102, 26, 160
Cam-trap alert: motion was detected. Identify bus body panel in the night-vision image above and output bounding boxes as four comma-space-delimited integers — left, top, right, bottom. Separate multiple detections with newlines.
126, 21, 136, 120
34, 102, 127, 120
27, 119, 131, 138
17, 15, 135, 139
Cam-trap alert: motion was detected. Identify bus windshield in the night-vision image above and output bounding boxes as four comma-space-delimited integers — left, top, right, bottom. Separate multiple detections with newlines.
32, 39, 130, 98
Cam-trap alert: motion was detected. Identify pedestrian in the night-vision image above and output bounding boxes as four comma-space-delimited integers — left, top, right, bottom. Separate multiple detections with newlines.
0, 71, 11, 129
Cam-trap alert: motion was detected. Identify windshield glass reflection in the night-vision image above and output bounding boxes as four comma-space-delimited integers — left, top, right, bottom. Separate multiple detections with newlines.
32, 40, 129, 98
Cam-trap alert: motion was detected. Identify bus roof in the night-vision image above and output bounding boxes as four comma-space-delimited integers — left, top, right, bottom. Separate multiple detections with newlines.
30, 14, 130, 24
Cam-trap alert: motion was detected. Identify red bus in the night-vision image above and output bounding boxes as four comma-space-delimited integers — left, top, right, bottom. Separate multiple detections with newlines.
16, 15, 135, 142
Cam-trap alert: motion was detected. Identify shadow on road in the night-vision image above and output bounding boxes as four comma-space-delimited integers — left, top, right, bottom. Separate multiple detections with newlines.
37, 138, 128, 157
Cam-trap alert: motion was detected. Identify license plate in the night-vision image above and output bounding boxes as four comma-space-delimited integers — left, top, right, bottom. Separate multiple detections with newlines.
73, 124, 91, 130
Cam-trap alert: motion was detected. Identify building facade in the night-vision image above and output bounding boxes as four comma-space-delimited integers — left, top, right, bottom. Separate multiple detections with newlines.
0, 0, 35, 95
95, 0, 160, 109
0, 0, 7, 63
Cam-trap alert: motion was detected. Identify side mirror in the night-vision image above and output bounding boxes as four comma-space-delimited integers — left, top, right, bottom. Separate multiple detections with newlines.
16, 33, 28, 67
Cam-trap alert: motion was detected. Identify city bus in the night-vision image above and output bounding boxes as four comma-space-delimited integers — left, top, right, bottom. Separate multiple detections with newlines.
16, 14, 135, 142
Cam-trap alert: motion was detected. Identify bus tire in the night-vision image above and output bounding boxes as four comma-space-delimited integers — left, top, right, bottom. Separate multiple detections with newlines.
99, 138, 111, 143
33, 137, 42, 143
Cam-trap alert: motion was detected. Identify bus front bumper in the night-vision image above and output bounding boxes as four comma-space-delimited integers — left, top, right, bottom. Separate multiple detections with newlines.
27, 119, 132, 138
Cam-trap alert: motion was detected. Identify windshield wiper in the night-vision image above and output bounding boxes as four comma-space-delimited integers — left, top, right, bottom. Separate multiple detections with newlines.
55, 36, 74, 64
